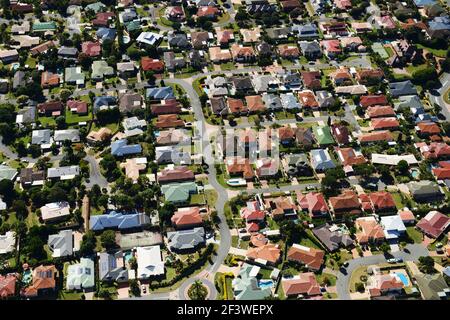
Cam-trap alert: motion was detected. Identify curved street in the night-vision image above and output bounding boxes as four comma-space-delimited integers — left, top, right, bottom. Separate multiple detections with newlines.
335, 244, 429, 300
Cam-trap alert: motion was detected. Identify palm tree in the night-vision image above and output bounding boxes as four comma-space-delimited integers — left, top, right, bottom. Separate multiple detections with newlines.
188, 280, 208, 300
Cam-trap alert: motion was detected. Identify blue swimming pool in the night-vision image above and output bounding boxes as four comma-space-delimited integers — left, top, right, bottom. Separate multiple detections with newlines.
258, 280, 274, 289
393, 273, 409, 286
124, 251, 133, 263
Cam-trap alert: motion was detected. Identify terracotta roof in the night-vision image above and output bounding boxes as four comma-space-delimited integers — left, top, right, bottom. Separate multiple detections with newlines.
278, 45, 300, 58
227, 98, 247, 114
226, 158, 254, 179
197, 6, 219, 17
368, 274, 404, 297
355, 216, 385, 244
0, 274, 17, 298
22, 265, 57, 297
417, 143, 450, 160
367, 105, 395, 118
240, 207, 265, 222
250, 233, 269, 247
246, 222, 260, 232
335, 147, 367, 166
282, 272, 321, 296
279, 126, 296, 142
231, 44, 256, 59
360, 95, 388, 108
356, 69, 384, 84
150, 99, 182, 115
369, 191, 396, 211
171, 207, 203, 227
41, 71, 60, 88
247, 244, 281, 264
359, 130, 393, 143
298, 192, 329, 217
359, 193, 373, 212
287, 244, 325, 270
92, 12, 115, 26
37, 101, 63, 114
245, 95, 266, 112
264, 196, 297, 218
141, 57, 165, 72
298, 90, 319, 108
398, 209, 415, 222
433, 167, 450, 180
417, 122, 441, 135
321, 39, 341, 53
67, 100, 88, 114
301, 71, 321, 89
155, 114, 185, 129
157, 166, 194, 183
371, 117, 400, 130
216, 29, 234, 44
329, 190, 360, 213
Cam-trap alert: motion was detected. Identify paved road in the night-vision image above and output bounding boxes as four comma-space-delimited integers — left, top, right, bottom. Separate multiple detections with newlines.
84, 154, 109, 190
428, 72, 450, 121
335, 244, 429, 300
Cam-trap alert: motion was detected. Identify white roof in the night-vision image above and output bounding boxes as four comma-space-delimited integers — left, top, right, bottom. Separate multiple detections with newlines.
0, 231, 16, 254
371, 153, 419, 166
380, 215, 406, 239
136, 246, 165, 279
40, 202, 71, 221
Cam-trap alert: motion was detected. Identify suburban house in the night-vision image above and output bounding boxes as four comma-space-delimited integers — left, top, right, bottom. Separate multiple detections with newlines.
416, 211, 450, 238
66, 258, 95, 290
313, 224, 354, 252
136, 246, 165, 279
287, 244, 325, 271
98, 251, 129, 283
281, 272, 322, 298
171, 207, 203, 229
167, 227, 205, 252
90, 211, 150, 232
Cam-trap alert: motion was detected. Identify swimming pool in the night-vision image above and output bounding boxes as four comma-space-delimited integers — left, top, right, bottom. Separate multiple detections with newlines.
393, 272, 409, 286
124, 251, 133, 263
22, 270, 32, 285
410, 169, 420, 179
226, 178, 247, 187
258, 280, 274, 290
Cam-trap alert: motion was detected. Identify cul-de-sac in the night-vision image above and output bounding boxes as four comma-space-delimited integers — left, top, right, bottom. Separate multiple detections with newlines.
0, 0, 450, 301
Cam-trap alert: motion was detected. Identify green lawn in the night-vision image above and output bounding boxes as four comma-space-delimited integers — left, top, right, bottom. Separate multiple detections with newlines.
91, 122, 119, 133
316, 273, 337, 286
220, 62, 236, 71
406, 226, 423, 244
416, 44, 447, 58
391, 192, 406, 210
38, 116, 56, 127
66, 111, 92, 125
349, 266, 368, 293
190, 193, 206, 205
25, 57, 37, 69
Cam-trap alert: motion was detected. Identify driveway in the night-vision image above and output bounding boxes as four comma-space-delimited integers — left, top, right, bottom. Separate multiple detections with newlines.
335, 244, 429, 300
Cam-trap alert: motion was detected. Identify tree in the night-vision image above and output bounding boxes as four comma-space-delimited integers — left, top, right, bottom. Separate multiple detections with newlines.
12, 200, 28, 219
100, 230, 117, 250
355, 282, 365, 292
79, 230, 97, 256
396, 160, 409, 176
418, 256, 435, 274
187, 280, 208, 300
379, 242, 390, 253
56, 116, 67, 129
129, 279, 141, 297
97, 288, 112, 300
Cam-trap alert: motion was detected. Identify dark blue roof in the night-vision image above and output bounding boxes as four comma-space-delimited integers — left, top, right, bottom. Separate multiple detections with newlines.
96, 28, 116, 42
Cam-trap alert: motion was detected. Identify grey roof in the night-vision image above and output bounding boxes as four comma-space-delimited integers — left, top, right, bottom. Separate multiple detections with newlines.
16, 106, 36, 124
119, 92, 142, 113
54, 129, 80, 143
98, 251, 129, 282
280, 93, 301, 109
312, 224, 354, 252
0, 165, 18, 181
407, 180, 441, 198
155, 146, 191, 164
266, 26, 291, 39
389, 80, 417, 97
394, 95, 423, 111
310, 149, 336, 171
292, 23, 319, 38
58, 46, 78, 57
252, 74, 278, 92
47, 165, 80, 179
48, 229, 73, 257
164, 51, 186, 70
299, 41, 321, 54
167, 227, 205, 251
262, 93, 282, 110
168, 32, 190, 48
32, 129, 52, 145
13, 70, 26, 89
146, 86, 175, 100
416, 273, 450, 300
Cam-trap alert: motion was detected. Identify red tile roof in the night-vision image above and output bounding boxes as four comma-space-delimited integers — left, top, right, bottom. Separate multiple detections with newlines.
416, 211, 450, 238
227, 98, 247, 114
360, 95, 388, 108
247, 244, 281, 264
67, 100, 88, 114
371, 117, 400, 130
367, 105, 395, 118
141, 57, 165, 72
0, 274, 17, 298
287, 244, 325, 271
432, 167, 450, 180
369, 191, 396, 211
417, 122, 441, 135
282, 272, 321, 296
359, 130, 393, 143
171, 207, 203, 228
301, 71, 321, 90
298, 192, 329, 217
329, 190, 360, 213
